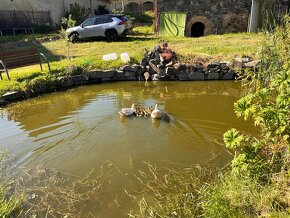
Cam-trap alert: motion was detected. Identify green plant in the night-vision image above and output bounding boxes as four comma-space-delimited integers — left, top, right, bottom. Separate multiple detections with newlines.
0, 182, 23, 217
224, 15, 290, 180
64, 3, 90, 26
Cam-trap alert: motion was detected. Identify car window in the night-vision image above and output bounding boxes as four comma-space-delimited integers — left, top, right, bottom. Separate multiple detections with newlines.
119, 16, 130, 22
94, 17, 113, 25
82, 18, 94, 27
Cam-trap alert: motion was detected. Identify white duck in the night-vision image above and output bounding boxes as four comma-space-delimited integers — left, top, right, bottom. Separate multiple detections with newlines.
119, 104, 136, 116
151, 104, 162, 119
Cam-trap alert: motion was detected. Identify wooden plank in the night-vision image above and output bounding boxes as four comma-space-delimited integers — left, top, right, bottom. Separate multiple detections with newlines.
0, 48, 42, 70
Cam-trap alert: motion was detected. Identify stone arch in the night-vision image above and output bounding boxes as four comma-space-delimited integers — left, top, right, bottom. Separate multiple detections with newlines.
143, 1, 154, 11
125, 2, 139, 13
185, 16, 213, 37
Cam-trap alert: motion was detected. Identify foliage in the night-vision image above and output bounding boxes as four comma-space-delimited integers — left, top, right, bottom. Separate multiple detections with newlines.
0, 182, 23, 217
128, 164, 289, 217
61, 14, 76, 29
127, 12, 154, 24
94, 5, 110, 15
0, 150, 23, 217
225, 16, 290, 180
64, 3, 90, 26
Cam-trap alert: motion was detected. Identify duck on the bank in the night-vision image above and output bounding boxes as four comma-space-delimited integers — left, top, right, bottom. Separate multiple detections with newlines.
119, 104, 136, 116
151, 104, 162, 119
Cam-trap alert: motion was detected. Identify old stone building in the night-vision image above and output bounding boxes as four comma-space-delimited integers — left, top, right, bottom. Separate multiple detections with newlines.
0, 0, 112, 25
157, 0, 252, 37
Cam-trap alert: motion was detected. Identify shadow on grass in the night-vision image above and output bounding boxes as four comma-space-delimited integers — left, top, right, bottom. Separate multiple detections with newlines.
0, 35, 65, 62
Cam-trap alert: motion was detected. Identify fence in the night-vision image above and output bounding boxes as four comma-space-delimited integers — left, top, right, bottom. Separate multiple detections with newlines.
0, 10, 51, 35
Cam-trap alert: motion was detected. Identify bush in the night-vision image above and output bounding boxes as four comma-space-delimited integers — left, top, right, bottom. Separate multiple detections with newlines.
64, 3, 90, 26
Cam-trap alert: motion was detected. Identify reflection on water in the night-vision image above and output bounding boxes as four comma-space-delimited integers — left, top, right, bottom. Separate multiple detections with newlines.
0, 81, 255, 217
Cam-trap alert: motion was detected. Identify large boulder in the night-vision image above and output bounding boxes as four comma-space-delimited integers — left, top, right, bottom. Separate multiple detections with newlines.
58, 77, 74, 88
70, 75, 89, 85
166, 67, 179, 75
177, 70, 188, 81
188, 72, 205, 80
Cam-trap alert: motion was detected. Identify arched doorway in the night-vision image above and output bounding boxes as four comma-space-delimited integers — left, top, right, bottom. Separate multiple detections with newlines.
143, 1, 154, 11
191, 22, 205, 37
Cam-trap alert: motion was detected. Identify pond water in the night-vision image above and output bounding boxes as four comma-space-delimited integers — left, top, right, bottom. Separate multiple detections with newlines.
0, 81, 255, 216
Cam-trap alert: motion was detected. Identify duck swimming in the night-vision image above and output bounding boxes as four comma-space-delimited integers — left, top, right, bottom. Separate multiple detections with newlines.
119, 104, 136, 116
151, 104, 162, 119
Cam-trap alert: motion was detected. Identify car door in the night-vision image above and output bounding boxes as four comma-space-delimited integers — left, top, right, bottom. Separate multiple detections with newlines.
91, 17, 114, 37
78, 18, 95, 38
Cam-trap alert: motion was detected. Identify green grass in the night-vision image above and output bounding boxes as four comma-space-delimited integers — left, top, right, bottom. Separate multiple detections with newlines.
0, 30, 264, 96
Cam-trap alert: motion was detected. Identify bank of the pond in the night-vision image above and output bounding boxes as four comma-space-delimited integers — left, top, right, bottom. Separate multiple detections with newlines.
0, 57, 259, 107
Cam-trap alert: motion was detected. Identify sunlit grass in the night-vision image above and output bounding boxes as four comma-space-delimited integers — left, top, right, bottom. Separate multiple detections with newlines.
0, 31, 264, 95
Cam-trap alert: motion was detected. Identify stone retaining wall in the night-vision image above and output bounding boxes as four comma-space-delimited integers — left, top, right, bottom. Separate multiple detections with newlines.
0, 58, 259, 106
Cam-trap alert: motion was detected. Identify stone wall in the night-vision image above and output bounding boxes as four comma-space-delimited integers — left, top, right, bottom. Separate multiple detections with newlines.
157, 0, 252, 36
0, 58, 260, 106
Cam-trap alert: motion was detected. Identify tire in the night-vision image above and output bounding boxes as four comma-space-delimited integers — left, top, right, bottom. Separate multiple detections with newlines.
70, 32, 79, 43
106, 30, 118, 42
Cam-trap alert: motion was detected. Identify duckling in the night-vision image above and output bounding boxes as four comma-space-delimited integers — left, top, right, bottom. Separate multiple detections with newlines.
151, 104, 162, 119
119, 104, 136, 116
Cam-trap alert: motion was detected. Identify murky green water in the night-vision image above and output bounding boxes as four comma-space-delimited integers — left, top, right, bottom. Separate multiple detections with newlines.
0, 81, 255, 217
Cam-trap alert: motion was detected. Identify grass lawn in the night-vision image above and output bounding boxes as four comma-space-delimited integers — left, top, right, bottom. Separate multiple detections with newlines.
0, 29, 264, 95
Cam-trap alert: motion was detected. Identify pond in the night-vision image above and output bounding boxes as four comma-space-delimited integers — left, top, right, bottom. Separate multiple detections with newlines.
0, 81, 255, 216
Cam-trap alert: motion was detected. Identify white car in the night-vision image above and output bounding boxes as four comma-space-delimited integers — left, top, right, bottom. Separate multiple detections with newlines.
66, 14, 131, 42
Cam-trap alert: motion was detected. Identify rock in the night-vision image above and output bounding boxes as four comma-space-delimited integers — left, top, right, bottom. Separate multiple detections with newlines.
58, 77, 74, 88
243, 60, 260, 69
188, 72, 205, 80
173, 63, 186, 70
242, 56, 252, 63
191, 64, 204, 73
232, 58, 243, 69
169, 75, 178, 80
207, 62, 220, 69
207, 66, 219, 71
177, 70, 188, 80
208, 72, 220, 80
126, 77, 137, 81
132, 64, 141, 69
1, 91, 23, 101
159, 75, 171, 81
221, 71, 235, 80
121, 65, 139, 72
124, 71, 136, 77
220, 62, 230, 70
0, 99, 8, 107
166, 67, 179, 75
70, 75, 89, 85
101, 78, 111, 82
151, 74, 160, 81
103, 70, 116, 78
88, 70, 116, 79
112, 71, 126, 81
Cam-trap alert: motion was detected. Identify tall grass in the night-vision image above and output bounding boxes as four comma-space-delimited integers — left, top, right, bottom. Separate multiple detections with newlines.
129, 16, 290, 217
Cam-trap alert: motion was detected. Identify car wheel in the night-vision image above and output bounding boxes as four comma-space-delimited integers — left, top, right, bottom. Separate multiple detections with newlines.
106, 30, 118, 42
70, 33, 79, 43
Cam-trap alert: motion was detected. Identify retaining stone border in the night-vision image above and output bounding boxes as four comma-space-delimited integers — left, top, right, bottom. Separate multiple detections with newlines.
0, 59, 259, 106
